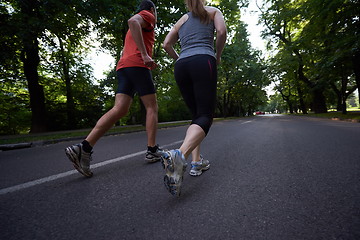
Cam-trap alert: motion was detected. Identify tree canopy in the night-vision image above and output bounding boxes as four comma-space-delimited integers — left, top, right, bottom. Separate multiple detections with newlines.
0, 0, 358, 135
259, 0, 359, 114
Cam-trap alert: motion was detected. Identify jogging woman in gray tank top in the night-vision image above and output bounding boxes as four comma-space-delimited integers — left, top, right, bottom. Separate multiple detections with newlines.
161, 0, 226, 196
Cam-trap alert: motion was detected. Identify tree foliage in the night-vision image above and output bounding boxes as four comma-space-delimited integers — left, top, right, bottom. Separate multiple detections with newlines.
1, 0, 272, 135
218, 21, 268, 117
259, 0, 359, 114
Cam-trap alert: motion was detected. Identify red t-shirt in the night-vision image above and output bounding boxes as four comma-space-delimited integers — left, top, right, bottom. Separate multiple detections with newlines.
116, 10, 155, 70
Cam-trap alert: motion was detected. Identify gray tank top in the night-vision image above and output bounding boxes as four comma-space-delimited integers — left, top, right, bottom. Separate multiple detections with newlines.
178, 12, 215, 61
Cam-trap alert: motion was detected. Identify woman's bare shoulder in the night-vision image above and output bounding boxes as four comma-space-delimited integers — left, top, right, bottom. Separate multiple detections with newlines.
205, 6, 222, 18
174, 13, 189, 31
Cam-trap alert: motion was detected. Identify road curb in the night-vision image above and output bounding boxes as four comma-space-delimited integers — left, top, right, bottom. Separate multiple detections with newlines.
0, 143, 33, 151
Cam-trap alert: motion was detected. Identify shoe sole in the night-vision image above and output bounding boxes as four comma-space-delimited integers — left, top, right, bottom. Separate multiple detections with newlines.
161, 150, 187, 196
145, 155, 161, 163
65, 147, 93, 178
189, 164, 210, 176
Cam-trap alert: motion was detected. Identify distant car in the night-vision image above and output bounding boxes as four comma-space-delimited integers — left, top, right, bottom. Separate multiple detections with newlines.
255, 111, 265, 115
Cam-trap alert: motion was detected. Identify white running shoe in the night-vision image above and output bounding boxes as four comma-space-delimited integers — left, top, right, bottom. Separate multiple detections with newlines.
65, 143, 93, 178
189, 155, 210, 176
145, 145, 165, 163
161, 149, 187, 196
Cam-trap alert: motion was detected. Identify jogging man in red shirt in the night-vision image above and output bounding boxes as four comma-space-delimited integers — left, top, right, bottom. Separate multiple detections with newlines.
65, 0, 163, 178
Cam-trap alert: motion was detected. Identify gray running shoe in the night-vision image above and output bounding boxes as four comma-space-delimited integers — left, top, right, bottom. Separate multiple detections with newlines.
161, 149, 187, 196
145, 145, 164, 163
189, 155, 210, 176
65, 143, 93, 178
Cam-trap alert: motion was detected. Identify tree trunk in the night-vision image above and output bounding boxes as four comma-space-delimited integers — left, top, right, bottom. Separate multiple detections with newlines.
20, 0, 47, 133
341, 96, 347, 115
222, 92, 228, 117
340, 69, 348, 114
21, 40, 47, 133
311, 89, 328, 113
58, 36, 76, 129
297, 61, 327, 113
336, 98, 342, 112
65, 71, 76, 129
296, 85, 307, 114
352, 50, 360, 106
278, 89, 293, 114
330, 83, 343, 112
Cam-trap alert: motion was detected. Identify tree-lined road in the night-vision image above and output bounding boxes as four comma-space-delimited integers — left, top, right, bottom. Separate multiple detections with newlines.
1, 115, 359, 239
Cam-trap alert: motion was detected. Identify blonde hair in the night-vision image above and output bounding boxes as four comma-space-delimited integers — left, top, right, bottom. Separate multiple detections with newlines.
185, 0, 210, 24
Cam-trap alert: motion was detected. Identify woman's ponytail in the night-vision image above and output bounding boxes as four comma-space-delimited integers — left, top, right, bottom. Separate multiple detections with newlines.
185, 0, 210, 24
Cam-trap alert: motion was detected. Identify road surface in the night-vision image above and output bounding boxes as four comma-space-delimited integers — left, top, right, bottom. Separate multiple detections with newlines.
0, 115, 359, 239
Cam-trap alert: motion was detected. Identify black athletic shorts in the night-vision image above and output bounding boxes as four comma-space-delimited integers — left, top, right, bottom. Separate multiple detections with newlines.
116, 67, 156, 97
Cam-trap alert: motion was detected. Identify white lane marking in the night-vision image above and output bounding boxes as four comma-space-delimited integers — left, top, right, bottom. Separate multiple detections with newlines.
0, 140, 183, 195
241, 121, 253, 124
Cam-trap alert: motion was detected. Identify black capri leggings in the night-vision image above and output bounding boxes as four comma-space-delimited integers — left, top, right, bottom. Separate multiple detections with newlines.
174, 54, 217, 135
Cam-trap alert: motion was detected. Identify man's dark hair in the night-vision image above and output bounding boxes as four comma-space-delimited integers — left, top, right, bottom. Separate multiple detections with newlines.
137, 0, 155, 13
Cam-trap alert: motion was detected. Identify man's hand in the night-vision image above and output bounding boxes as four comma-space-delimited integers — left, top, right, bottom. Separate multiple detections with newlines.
142, 53, 158, 70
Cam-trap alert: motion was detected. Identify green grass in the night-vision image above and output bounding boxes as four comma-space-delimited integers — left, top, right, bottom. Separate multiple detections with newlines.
298, 110, 360, 121
0, 121, 191, 145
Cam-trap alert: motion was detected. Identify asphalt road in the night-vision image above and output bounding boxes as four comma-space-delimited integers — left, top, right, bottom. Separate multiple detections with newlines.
0, 115, 359, 240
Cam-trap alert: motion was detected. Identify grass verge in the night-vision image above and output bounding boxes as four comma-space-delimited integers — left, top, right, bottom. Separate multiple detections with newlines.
0, 121, 191, 145
295, 111, 360, 121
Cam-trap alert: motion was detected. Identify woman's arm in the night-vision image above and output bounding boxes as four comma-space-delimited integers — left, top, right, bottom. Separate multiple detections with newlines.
163, 27, 180, 60
163, 14, 188, 60
212, 8, 227, 65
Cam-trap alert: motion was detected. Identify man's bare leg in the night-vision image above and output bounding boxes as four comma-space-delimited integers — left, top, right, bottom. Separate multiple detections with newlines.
86, 93, 133, 147
140, 93, 158, 147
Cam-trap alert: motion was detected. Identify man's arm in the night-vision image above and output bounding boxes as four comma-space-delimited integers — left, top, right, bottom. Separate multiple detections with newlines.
128, 14, 157, 69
